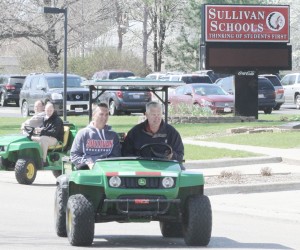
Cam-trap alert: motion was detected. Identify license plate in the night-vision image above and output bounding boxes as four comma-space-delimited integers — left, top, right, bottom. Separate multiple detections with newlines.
75, 108, 83, 112
133, 94, 140, 99
224, 107, 231, 112
258, 94, 264, 98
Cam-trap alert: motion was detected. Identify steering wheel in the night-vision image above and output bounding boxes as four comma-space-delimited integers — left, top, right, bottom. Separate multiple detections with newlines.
24, 125, 35, 138
139, 143, 173, 160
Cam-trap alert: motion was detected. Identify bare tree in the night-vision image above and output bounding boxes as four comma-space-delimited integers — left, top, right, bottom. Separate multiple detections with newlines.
0, 0, 114, 71
148, 0, 184, 71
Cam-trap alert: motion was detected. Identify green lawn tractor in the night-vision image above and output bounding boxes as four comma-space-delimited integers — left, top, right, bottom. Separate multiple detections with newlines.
55, 143, 212, 247
0, 122, 77, 184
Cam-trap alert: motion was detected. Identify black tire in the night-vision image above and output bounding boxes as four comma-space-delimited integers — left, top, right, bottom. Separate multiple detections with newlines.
66, 194, 94, 246
160, 221, 183, 238
21, 101, 29, 117
0, 94, 7, 107
52, 170, 62, 178
273, 103, 281, 110
109, 100, 119, 116
54, 185, 68, 237
263, 107, 272, 114
183, 195, 212, 246
15, 158, 37, 185
15, 100, 20, 107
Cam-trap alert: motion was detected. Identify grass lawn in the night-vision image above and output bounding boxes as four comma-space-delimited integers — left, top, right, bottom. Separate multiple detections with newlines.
2, 113, 300, 160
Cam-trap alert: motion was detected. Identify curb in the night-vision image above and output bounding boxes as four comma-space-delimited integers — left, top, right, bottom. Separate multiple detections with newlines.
185, 156, 282, 169
205, 181, 300, 196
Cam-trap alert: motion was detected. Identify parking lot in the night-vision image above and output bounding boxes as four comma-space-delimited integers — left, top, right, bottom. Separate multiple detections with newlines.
1, 104, 299, 118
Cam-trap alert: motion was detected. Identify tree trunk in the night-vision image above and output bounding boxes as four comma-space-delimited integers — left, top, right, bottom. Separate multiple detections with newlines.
142, 4, 149, 69
153, 12, 158, 71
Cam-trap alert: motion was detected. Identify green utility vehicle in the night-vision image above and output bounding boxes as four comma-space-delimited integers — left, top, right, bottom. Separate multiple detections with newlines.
55, 143, 212, 247
0, 122, 77, 184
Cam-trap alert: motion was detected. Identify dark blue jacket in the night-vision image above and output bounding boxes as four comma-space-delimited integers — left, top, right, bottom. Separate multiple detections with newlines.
122, 120, 184, 162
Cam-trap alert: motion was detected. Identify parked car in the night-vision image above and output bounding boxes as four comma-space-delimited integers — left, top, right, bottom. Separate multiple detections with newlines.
20, 73, 89, 117
91, 70, 152, 115
145, 72, 166, 80
259, 74, 285, 110
280, 73, 300, 109
0, 74, 26, 107
92, 70, 134, 80
215, 75, 235, 94
193, 70, 231, 83
258, 77, 276, 114
97, 85, 152, 115
216, 76, 276, 114
169, 83, 234, 113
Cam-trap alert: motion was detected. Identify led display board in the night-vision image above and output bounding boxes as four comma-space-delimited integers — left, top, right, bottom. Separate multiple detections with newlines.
205, 43, 291, 70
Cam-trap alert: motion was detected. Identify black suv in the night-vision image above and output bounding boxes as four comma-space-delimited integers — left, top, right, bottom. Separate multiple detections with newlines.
20, 73, 89, 117
0, 74, 26, 107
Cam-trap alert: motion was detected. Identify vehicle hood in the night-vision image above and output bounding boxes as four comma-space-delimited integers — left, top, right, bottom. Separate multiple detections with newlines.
201, 95, 234, 102
49, 87, 89, 94
95, 158, 181, 172
68, 158, 182, 185
0, 134, 29, 146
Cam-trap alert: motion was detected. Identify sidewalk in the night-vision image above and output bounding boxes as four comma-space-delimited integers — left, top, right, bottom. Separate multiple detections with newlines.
183, 138, 300, 195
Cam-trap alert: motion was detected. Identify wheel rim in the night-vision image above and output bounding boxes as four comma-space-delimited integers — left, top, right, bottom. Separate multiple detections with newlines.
297, 98, 300, 109
22, 102, 28, 117
109, 102, 115, 115
26, 163, 35, 179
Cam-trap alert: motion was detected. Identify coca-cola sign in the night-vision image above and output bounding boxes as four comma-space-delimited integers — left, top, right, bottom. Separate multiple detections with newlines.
205, 5, 289, 43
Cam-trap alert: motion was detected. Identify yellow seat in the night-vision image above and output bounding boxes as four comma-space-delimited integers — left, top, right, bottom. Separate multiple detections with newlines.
49, 126, 70, 151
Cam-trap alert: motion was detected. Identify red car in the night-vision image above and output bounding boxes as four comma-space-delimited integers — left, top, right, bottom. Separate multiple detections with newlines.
169, 83, 234, 113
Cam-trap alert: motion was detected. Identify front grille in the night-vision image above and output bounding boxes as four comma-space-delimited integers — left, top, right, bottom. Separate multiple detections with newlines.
122, 177, 160, 188
67, 92, 89, 101
215, 102, 234, 108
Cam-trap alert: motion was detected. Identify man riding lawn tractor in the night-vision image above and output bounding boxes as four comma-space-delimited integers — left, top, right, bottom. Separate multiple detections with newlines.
54, 99, 211, 247
0, 122, 77, 184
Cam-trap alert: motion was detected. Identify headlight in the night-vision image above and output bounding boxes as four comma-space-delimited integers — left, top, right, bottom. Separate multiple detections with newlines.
109, 176, 121, 187
162, 177, 175, 188
201, 99, 212, 106
51, 93, 63, 100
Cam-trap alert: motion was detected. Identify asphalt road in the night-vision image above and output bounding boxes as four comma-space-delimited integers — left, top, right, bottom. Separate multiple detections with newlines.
0, 170, 299, 249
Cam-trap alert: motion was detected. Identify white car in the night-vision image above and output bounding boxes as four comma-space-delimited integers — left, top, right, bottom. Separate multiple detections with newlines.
280, 73, 300, 109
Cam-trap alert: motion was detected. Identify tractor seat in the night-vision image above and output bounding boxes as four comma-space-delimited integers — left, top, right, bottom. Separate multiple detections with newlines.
48, 126, 70, 151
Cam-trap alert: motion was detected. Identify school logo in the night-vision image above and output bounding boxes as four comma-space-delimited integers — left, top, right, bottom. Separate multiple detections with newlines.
266, 12, 285, 31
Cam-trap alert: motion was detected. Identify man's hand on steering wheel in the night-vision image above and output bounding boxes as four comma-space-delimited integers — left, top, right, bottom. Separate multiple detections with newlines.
23, 125, 35, 138
139, 143, 173, 160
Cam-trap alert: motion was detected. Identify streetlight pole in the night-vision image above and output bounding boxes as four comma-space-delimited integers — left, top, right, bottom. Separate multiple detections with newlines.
42, 7, 68, 122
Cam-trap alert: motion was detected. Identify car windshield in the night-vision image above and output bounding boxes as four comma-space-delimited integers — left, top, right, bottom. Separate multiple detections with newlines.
265, 76, 281, 86
181, 76, 211, 84
47, 76, 83, 88
110, 72, 134, 79
10, 77, 26, 84
194, 85, 227, 95
121, 86, 148, 91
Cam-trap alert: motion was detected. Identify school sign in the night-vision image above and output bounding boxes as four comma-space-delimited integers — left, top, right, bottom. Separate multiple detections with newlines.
205, 5, 289, 43
201, 4, 291, 71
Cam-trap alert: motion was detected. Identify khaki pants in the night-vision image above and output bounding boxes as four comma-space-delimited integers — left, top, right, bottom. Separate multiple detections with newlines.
32, 136, 58, 162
